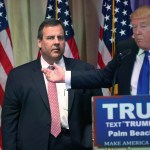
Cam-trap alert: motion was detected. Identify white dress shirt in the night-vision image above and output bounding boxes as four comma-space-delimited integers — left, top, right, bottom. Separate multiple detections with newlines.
41, 56, 69, 129
65, 71, 71, 89
131, 49, 150, 95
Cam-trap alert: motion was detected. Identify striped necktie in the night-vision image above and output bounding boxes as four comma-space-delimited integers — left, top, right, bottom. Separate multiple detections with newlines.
47, 66, 61, 137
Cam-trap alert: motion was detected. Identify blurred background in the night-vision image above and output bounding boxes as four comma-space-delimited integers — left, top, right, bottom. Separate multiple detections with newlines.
4, 0, 150, 67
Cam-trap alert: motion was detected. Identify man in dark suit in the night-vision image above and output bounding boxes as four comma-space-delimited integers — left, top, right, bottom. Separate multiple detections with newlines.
43, 5, 150, 96
116, 5, 150, 95
68, 5, 150, 95
2, 19, 102, 150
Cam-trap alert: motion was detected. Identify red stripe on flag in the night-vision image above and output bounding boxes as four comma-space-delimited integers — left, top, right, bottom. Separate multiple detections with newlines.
97, 52, 105, 68
67, 37, 80, 59
0, 42, 13, 75
37, 51, 41, 59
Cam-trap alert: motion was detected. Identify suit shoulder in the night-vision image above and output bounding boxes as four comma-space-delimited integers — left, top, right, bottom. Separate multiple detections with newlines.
116, 38, 138, 53
117, 38, 137, 47
8, 59, 40, 75
64, 57, 95, 69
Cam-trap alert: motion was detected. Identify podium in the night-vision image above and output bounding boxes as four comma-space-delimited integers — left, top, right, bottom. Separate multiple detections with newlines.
92, 95, 150, 148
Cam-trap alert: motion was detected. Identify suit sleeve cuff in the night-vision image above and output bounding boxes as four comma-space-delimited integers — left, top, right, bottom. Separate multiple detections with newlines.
65, 71, 71, 89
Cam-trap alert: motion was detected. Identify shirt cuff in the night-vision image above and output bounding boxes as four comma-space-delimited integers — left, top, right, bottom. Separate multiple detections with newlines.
65, 71, 71, 89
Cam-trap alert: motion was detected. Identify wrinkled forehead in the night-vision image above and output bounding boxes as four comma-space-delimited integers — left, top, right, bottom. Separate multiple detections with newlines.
130, 6, 150, 24
131, 17, 150, 25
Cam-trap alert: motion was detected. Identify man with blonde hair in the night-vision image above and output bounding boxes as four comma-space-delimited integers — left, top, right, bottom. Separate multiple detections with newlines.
114, 5, 150, 95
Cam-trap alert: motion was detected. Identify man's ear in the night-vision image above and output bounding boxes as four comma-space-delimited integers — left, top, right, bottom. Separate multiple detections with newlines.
37, 39, 42, 50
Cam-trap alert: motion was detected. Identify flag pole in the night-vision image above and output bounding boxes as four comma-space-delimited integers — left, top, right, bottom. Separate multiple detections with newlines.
55, 0, 58, 19
111, 0, 118, 95
112, 0, 115, 57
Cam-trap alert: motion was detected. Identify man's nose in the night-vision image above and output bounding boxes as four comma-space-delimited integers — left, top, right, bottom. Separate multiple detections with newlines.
135, 26, 142, 34
54, 37, 60, 43
54, 41, 59, 48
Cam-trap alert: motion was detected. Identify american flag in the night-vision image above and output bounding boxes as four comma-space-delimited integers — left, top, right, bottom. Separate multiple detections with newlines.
0, 0, 14, 148
98, 0, 133, 68
98, 0, 133, 95
44, 0, 79, 59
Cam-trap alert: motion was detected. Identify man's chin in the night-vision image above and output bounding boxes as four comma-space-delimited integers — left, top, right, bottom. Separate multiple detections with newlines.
136, 41, 143, 47
52, 54, 62, 61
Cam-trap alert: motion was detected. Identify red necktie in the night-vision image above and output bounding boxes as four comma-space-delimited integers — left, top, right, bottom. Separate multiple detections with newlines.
47, 66, 61, 137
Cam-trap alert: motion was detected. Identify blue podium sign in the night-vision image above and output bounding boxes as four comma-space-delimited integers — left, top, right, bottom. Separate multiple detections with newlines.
92, 95, 150, 147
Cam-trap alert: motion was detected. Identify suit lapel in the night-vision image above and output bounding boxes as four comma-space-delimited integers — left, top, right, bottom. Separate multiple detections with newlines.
68, 89, 75, 113
31, 60, 50, 111
125, 43, 139, 92
118, 39, 139, 94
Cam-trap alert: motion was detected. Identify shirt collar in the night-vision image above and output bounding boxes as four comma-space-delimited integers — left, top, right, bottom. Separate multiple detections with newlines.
40, 55, 65, 69
137, 49, 150, 56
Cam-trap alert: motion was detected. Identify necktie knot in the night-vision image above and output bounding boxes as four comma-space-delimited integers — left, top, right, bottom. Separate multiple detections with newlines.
48, 65, 55, 70
144, 51, 150, 57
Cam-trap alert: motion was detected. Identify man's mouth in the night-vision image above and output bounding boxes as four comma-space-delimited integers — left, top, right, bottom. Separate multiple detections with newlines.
52, 48, 60, 51
136, 39, 142, 42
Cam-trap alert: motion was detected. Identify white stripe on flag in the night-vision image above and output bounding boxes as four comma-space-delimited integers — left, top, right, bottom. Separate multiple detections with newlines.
0, 63, 7, 91
0, 30, 14, 65
64, 42, 74, 58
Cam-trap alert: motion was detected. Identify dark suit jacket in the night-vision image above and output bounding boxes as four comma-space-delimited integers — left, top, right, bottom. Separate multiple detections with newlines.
2, 56, 102, 150
70, 38, 139, 96
70, 53, 118, 89
115, 38, 139, 95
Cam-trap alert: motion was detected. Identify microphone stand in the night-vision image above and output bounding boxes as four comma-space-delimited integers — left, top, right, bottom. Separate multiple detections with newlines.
111, 49, 132, 95
111, 64, 119, 96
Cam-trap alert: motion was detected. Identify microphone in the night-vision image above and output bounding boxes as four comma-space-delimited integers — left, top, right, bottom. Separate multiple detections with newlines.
111, 49, 132, 95
117, 49, 132, 63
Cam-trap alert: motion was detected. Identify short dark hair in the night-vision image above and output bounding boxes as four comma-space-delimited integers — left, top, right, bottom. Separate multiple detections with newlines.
37, 18, 65, 40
